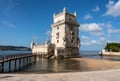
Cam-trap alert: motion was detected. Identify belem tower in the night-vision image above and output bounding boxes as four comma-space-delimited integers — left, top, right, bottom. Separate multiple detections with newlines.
31, 8, 80, 58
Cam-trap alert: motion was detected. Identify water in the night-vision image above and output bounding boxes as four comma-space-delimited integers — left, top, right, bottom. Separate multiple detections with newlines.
0, 50, 31, 55
80, 50, 100, 58
102, 56, 120, 61
80, 50, 120, 61
21, 59, 84, 73
0, 50, 32, 72
18, 50, 120, 73
1, 50, 120, 73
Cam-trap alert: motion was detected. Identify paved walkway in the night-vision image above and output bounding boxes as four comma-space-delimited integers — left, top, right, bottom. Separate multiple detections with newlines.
0, 69, 120, 81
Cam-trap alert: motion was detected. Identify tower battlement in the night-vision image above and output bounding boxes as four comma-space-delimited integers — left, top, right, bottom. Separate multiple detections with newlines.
53, 8, 78, 24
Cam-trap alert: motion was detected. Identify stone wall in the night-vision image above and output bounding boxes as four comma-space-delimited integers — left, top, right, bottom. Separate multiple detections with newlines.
32, 44, 48, 54
32, 44, 55, 55
101, 51, 120, 56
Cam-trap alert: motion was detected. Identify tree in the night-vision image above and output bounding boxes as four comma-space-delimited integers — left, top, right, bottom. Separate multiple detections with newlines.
105, 42, 120, 52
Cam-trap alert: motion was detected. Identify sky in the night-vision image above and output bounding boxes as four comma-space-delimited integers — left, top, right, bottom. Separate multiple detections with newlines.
0, 0, 120, 51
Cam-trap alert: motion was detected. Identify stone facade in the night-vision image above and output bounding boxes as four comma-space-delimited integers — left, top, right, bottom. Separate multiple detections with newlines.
31, 40, 54, 55
31, 8, 80, 58
51, 7, 80, 57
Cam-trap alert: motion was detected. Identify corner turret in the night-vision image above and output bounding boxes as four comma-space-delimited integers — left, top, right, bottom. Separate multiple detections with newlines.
31, 41, 35, 49
63, 7, 67, 13
45, 39, 50, 45
74, 11, 77, 17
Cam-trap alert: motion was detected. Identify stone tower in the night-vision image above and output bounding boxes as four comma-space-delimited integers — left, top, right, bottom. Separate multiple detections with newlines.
51, 8, 80, 58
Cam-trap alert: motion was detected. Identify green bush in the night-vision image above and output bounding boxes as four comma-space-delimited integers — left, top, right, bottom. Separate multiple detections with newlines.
105, 42, 120, 52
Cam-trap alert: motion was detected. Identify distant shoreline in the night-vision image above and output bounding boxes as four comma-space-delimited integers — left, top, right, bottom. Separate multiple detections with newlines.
100, 50, 120, 56
0, 45, 31, 51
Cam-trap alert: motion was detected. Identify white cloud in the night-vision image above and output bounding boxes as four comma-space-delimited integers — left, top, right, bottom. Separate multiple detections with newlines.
91, 40, 97, 44
90, 31, 104, 36
81, 35, 90, 41
106, 22, 112, 28
80, 22, 120, 47
93, 6, 100, 12
80, 23, 102, 32
46, 30, 51, 36
81, 39, 103, 46
80, 23, 104, 36
105, 0, 120, 16
80, 23, 110, 46
81, 42, 90, 46
102, 22, 120, 33
99, 37, 106, 42
83, 14, 93, 20
2, 20, 15, 28
108, 28, 120, 33
80, 22, 119, 36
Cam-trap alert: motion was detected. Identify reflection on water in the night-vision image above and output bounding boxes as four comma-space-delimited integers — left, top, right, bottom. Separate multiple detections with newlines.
20, 58, 83, 73
102, 56, 120, 61
80, 51, 101, 59
1, 50, 120, 73
18, 53, 120, 73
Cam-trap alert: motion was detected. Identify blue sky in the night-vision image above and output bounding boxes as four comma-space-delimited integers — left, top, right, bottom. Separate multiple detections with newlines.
0, 0, 120, 51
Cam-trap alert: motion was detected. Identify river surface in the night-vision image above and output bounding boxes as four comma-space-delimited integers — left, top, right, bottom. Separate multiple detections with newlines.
0, 50, 31, 55
0, 50, 120, 73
